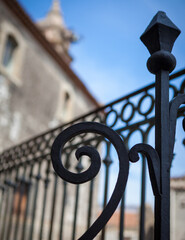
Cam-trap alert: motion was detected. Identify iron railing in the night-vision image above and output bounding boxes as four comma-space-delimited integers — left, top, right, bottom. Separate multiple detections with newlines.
0, 11, 185, 240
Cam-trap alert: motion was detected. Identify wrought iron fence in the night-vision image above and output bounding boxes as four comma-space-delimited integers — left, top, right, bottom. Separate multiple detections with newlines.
0, 11, 185, 240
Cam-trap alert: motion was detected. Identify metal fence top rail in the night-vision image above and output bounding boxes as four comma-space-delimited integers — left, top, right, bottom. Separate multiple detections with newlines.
1, 68, 185, 156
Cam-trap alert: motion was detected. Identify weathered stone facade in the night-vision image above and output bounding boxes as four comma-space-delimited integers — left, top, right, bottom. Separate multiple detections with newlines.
171, 176, 185, 240
0, 0, 99, 152
0, 2, 100, 238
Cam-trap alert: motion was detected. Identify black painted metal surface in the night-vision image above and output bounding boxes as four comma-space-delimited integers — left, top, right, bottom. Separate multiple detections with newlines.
0, 11, 185, 240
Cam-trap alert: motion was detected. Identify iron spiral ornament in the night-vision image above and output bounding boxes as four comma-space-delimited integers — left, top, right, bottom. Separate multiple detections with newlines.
169, 94, 185, 165
51, 122, 129, 240
128, 143, 161, 196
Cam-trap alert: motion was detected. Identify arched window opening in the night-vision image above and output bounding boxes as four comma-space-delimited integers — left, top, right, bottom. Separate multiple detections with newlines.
2, 34, 18, 72
63, 92, 70, 119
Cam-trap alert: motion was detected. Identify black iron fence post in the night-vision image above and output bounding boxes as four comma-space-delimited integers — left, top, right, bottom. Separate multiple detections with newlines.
141, 11, 181, 240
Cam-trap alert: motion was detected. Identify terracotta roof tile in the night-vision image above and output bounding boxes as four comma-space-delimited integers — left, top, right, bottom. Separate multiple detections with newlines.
106, 210, 139, 230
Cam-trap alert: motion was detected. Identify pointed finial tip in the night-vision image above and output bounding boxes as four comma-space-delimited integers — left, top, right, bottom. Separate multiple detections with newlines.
140, 11, 181, 55
157, 11, 166, 15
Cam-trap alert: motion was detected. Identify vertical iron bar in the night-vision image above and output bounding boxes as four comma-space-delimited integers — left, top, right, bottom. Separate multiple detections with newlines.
6, 176, 17, 240
101, 143, 112, 240
0, 186, 5, 224
2, 168, 17, 240
86, 141, 98, 230
87, 179, 94, 230
139, 156, 146, 240
119, 192, 126, 240
39, 178, 50, 240
101, 169, 109, 240
59, 154, 70, 240
101, 166, 112, 239
39, 158, 51, 240
14, 165, 27, 240
59, 181, 67, 240
28, 161, 41, 240
72, 184, 80, 240
48, 172, 58, 240
0, 172, 7, 237
11, 165, 22, 240
154, 70, 170, 240
139, 133, 148, 240
0, 188, 9, 240
119, 141, 128, 240
72, 159, 83, 240
21, 162, 33, 240
0, 172, 10, 240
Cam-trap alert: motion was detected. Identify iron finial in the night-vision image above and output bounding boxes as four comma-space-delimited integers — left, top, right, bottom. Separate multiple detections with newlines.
140, 11, 180, 55
141, 11, 181, 74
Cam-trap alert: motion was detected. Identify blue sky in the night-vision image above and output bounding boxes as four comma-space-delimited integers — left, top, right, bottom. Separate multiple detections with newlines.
17, 0, 185, 206
18, 0, 185, 103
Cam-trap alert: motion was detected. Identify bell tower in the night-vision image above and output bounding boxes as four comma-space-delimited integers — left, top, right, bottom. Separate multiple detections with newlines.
37, 0, 77, 64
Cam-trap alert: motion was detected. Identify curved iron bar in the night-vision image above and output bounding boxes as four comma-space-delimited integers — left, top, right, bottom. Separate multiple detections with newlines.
128, 143, 161, 197
51, 122, 129, 240
169, 94, 185, 166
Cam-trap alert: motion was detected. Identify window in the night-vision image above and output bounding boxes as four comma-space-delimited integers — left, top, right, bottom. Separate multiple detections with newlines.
2, 35, 18, 73
181, 198, 185, 208
63, 92, 70, 118
56, 90, 72, 123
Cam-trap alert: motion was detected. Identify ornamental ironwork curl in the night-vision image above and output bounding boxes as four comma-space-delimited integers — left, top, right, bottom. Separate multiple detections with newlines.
180, 78, 185, 93
128, 143, 160, 196
169, 94, 185, 165
137, 93, 155, 117
51, 122, 129, 240
120, 101, 135, 123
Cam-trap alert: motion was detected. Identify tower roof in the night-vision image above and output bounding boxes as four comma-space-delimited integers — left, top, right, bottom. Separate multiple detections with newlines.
38, 0, 65, 29
37, 0, 76, 64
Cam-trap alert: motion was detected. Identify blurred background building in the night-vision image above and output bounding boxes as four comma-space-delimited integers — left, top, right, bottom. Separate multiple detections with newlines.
171, 176, 185, 240
0, 0, 99, 152
0, 1, 100, 238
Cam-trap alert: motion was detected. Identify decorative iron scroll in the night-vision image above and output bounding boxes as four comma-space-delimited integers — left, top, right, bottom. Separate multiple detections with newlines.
128, 144, 160, 197
51, 122, 129, 240
169, 94, 185, 165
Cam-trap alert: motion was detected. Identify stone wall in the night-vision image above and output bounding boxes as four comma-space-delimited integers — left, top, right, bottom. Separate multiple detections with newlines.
171, 177, 185, 240
0, 1, 96, 151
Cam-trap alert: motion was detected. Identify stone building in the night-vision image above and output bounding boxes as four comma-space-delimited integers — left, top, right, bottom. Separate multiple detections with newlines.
171, 176, 185, 240
37, 0, 76, 65
0, 1, 100, 239
0, 0, 99, 152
